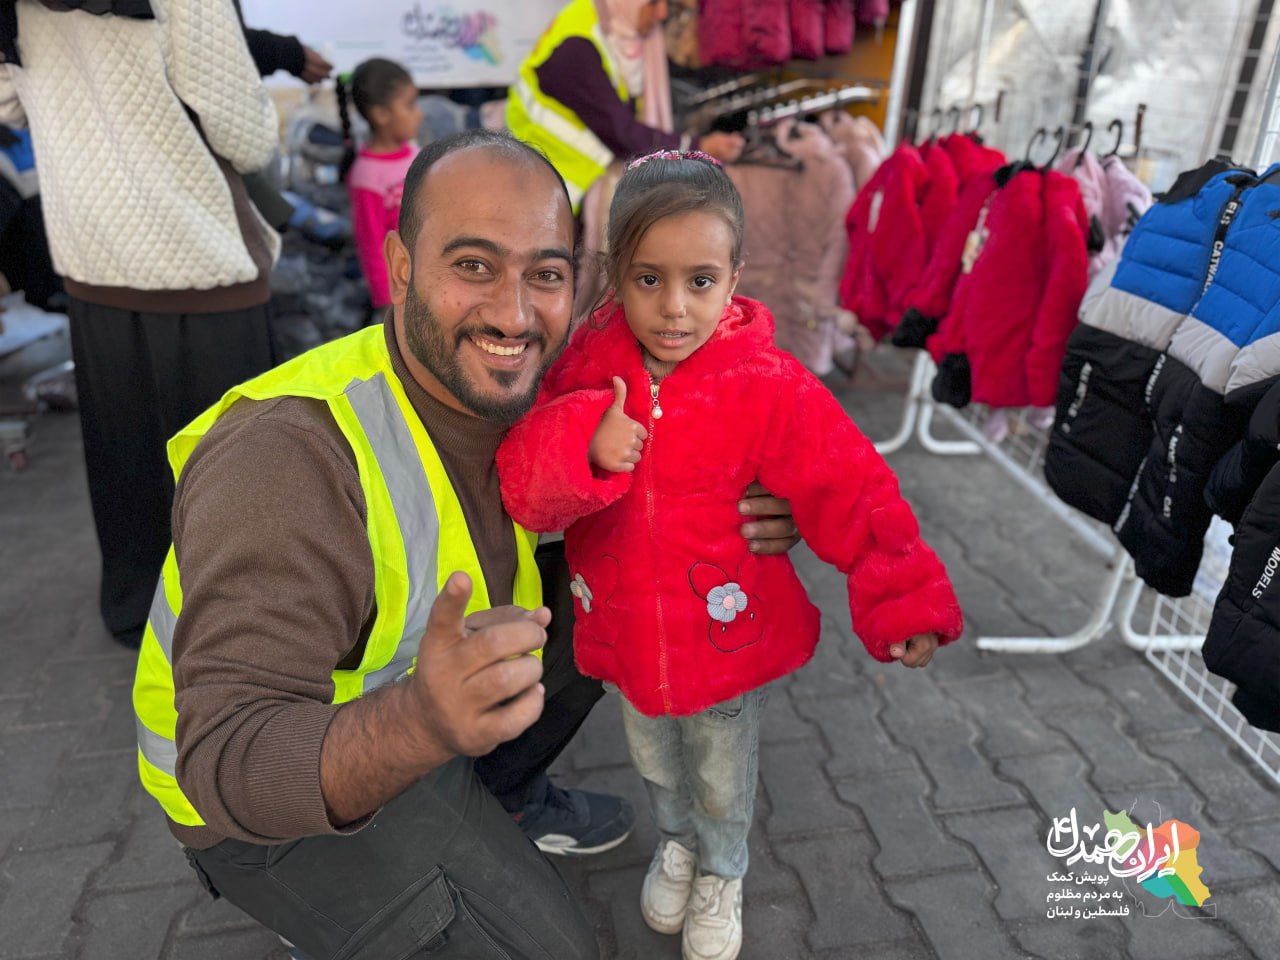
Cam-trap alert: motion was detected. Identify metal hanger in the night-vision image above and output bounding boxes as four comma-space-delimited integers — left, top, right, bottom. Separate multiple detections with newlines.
1074, 120, 1094, 168
691, 78, 814, 129
1044, 125, 1066, 168
1024, 127, 1048, 163
687, 74, 764, 107
927, 107, 943, 142
749, 83, 879, 128
1102, 118, 1124, 159
967, 103, 984, 138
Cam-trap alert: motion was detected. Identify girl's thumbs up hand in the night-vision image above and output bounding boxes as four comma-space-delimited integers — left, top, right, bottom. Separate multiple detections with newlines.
589, 376, 649, 473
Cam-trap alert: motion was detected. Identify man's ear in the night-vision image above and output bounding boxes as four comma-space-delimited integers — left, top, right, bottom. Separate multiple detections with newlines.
386, 231, 411, 305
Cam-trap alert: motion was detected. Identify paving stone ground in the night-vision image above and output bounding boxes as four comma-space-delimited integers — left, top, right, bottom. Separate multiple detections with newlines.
2, 336, 1277, 959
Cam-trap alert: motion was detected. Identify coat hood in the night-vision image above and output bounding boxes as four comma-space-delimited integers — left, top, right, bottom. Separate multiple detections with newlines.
942, 132, 1006, 185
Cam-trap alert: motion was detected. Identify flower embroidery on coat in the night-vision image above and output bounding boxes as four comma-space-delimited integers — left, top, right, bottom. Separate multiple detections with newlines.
707, 582, 748, 623
569, 573, 593, 613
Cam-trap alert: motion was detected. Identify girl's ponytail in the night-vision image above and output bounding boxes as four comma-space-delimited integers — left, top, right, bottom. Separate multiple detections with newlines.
336, 72, 356, 183
336, 59, 414, 182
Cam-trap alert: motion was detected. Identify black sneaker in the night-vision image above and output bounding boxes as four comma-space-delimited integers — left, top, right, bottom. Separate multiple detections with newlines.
514, 779, 634, 856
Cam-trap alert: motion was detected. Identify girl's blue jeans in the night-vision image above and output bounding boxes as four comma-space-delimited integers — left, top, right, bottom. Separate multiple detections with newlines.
618, 685, 769, 879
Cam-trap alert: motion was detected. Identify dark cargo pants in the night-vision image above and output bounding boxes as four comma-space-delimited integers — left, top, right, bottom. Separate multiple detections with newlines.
188, 754, 598, 960
187, 541, 603, 959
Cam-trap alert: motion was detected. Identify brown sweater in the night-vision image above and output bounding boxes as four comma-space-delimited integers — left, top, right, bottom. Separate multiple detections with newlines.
167, 321, 516, 849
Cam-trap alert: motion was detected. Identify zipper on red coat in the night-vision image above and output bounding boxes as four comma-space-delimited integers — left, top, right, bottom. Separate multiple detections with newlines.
645, 371, 673, 714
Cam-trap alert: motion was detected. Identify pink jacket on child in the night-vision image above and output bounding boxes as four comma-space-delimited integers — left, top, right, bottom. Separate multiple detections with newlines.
347, 143, 419, 308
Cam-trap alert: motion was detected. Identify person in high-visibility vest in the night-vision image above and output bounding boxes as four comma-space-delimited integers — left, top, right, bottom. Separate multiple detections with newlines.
131, 129, 801, 959
507, 0, 743, 215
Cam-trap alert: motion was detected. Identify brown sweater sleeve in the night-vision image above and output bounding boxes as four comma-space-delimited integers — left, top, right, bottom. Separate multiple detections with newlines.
170, 395, 376, 846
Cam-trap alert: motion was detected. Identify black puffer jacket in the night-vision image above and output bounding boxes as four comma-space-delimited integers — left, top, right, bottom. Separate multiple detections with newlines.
1205, 379, 1280, 524
1046, 161, 1242, 556
1203, 379, 1280, 731
1118, 166, 1280, 597
1047, 160, 1280, 597
1203, 431, 1280, 731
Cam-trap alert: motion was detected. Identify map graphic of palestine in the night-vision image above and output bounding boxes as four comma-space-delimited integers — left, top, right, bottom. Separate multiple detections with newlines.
1103, 810, 1212, 906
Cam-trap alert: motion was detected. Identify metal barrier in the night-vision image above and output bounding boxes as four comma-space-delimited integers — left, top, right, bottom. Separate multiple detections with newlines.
871, 350, 979, 457
1123, 570, 1280, 787
875, 352, 1138, 651
872, 352, 1280, 781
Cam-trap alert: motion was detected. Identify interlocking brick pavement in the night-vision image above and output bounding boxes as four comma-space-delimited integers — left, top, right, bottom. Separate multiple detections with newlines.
2, 341, 1278, 959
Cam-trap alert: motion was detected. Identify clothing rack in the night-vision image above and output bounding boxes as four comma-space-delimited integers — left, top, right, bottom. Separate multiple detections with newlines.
708, 79, 816, 117
873, 351, 1280, 786
862, 101, 1280, 779
682, 78, 818, 132
893, 5, 1280, 781
747, 83, 881, 128
914, 94, 1147, 163
907, 90, 1005, 144
1060, 105, 1147, 159
684, 73, 771, 107
863, 102, 1201, 646
875, 353, 1189, 650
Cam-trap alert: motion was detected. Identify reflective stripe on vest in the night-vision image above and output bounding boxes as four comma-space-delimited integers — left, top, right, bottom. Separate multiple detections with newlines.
147, 574, 177, 664
343, 372, 440, 691
136, 713, 178, 775
132, 326, 542, 827
138, 373, 442, 702
505, 0, 627, 213
509, 74, 613, 209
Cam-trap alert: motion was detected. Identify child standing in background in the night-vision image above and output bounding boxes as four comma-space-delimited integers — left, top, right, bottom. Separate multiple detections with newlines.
337, 57, 422, 312
497, 151, 963, 960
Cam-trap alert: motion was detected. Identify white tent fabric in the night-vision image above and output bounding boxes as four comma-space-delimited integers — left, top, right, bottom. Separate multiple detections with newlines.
919, 0, 1279, 188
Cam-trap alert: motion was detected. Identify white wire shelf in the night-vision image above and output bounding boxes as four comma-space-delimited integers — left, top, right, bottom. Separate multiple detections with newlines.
871, 351, 1280, 784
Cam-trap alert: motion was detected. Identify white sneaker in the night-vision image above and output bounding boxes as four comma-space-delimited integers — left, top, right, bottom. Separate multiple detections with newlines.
276, 935, 312, 960
682, 875, 743, 960
641, 839, 697, 934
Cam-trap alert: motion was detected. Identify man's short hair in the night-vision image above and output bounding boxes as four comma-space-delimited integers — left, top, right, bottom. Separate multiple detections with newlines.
397, 130, 572, 250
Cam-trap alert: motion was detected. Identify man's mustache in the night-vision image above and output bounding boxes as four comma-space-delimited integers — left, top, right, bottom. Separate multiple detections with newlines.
454, 325, 548, 350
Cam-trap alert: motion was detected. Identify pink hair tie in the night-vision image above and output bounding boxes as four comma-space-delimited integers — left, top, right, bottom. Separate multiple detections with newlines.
626, 149, 723, 170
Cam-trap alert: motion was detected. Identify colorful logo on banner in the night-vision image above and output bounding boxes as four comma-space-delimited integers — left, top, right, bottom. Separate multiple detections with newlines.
1045, 802, 1212, 916
402, 5, 501, 64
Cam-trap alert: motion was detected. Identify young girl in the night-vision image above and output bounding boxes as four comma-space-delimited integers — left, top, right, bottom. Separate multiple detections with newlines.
497, 151, 963, 960
337, 57, 423, 312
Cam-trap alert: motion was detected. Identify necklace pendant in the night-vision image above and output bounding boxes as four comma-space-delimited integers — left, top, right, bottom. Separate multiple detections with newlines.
649, 380, 663, 420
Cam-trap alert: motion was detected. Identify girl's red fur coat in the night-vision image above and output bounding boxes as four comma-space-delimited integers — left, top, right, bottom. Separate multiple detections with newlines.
498, 296, 963, 717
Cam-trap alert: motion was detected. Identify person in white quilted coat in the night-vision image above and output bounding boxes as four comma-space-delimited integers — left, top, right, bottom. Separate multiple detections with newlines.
0, 0, 282, 649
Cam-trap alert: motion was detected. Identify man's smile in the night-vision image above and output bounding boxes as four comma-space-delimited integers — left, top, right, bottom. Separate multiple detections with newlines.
469, 334, 531, 357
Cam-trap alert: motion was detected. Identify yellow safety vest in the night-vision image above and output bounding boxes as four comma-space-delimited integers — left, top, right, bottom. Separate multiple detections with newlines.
132, 325, 542, 827
507, 0, 630, 213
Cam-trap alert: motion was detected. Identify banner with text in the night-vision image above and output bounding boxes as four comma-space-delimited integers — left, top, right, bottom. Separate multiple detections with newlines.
240, 1, 564, 88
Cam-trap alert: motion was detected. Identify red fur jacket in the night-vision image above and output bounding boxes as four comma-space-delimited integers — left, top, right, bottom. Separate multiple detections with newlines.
927, 166, 1089, 408
498, 296, 963, 717
899, 137, 1007, 328
838, 143, 931, 341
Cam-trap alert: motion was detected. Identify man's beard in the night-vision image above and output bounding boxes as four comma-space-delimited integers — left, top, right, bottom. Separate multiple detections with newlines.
402, 280, 564, 425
